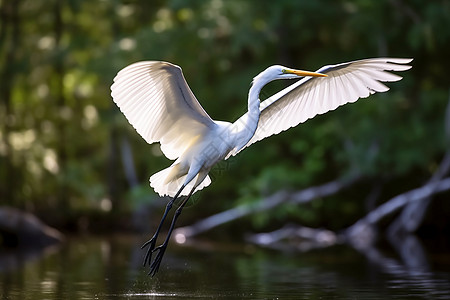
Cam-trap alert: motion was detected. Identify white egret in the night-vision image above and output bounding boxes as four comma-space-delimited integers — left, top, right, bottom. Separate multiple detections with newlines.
111, 58, 412, 275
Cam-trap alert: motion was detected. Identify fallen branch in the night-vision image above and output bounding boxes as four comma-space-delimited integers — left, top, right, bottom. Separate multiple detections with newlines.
0, 207, 64, 248
351, 177, 450, 227
389, 151, 450, 234
174, 173, 360, 239
346, 177, 450, 249
248, 177, 450, 251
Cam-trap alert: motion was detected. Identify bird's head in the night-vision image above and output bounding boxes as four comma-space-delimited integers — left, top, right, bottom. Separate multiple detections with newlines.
254, 65, 327, 86
252, 65, 328, 92
276, 65, 328, 79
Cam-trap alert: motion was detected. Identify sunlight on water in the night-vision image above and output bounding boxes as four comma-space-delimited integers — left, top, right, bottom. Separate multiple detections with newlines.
114, 292, 178, 297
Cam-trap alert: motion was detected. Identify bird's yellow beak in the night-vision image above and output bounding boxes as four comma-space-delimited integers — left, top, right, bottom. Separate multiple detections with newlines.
284, 69, 328, 77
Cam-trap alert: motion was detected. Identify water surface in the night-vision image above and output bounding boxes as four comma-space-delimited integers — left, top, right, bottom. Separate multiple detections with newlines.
0, 235, 449, 299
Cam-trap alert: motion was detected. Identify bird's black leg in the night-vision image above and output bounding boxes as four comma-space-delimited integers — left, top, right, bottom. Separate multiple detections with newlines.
148, 186, 195, 276
141, 185, 185, 267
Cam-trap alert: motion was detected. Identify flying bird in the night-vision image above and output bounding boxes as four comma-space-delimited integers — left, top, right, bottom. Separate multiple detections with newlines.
111, 57, 412, 275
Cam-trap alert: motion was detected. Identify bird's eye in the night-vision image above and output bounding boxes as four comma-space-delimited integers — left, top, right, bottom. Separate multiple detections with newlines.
281, 69, 287, 74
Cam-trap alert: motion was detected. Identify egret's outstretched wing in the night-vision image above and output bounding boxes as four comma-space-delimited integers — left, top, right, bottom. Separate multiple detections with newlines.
229, 58, 412, 157
111, 61, 217, 160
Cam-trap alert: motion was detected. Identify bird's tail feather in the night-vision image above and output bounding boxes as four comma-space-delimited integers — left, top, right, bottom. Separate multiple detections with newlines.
149, 166, 211, 197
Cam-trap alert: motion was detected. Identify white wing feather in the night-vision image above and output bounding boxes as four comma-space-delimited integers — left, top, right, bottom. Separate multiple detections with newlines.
111, 61, 217, 160
228, 58, 412, 157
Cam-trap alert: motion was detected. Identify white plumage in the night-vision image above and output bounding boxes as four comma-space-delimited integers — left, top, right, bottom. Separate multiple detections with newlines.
111, 58, 412, 196
111, 62, 216, 160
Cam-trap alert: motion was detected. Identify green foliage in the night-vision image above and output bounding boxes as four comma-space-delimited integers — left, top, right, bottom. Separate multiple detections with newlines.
0, 0, 449, 230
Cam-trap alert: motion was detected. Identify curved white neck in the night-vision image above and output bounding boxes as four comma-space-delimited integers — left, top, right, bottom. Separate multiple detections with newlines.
232, 78, 266, 151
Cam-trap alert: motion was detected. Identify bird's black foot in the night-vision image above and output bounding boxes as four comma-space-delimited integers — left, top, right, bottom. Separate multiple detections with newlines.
141, 186, 193, 276
141, 235, 157, 267
149, 243, 167, 277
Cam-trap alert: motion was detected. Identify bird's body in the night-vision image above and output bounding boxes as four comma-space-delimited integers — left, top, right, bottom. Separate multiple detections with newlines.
149, 120, 235, 197
111, 58, 412, 275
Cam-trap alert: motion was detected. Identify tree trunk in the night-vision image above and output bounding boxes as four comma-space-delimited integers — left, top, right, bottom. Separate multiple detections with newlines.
53, 0, 67, 207
0, 0, 20, 205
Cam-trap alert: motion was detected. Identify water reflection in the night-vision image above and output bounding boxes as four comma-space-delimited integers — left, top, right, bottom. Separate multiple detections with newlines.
0, 235, 449, 299
0, 244, 60, 273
